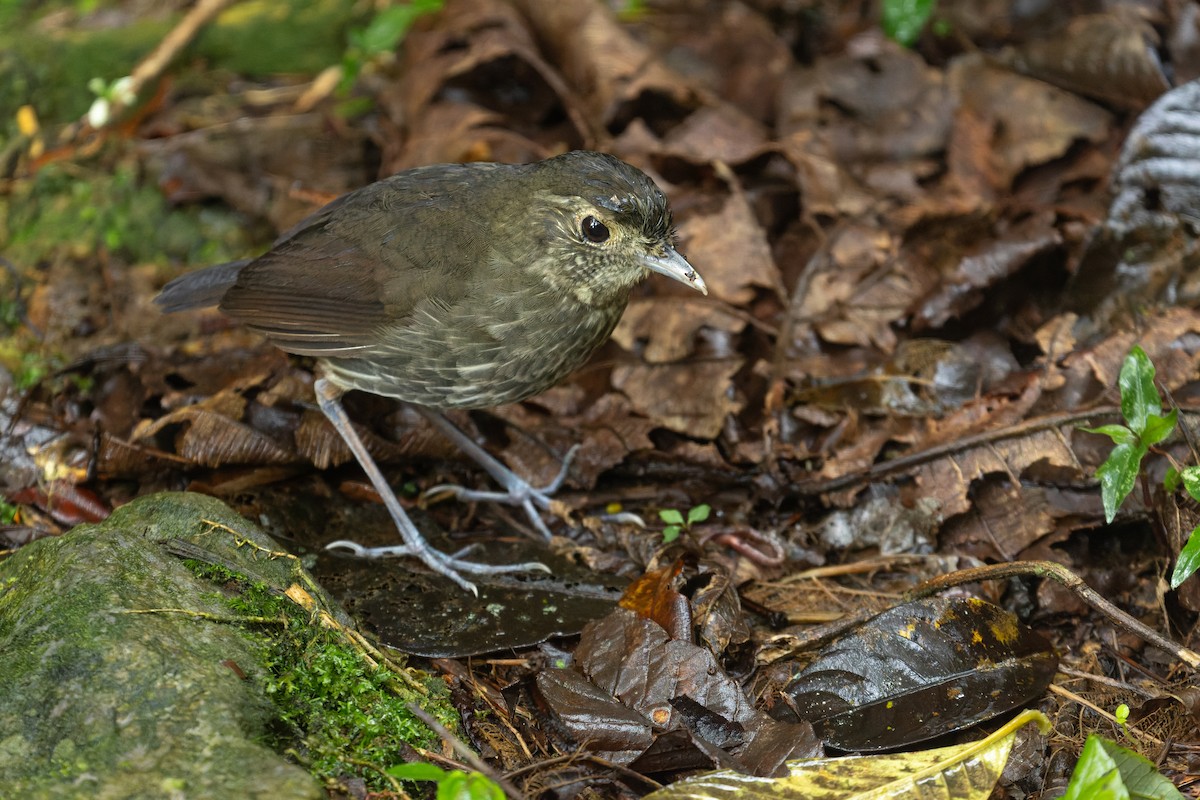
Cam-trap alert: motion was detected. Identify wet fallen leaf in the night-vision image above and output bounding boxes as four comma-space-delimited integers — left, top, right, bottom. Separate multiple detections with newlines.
949, 57, 1114, 190
612, 359, 743, 439
778, 597, 1057, 751
998, 12, 1169, 111
643, 709, 1051, 799
538, 607, 820, 774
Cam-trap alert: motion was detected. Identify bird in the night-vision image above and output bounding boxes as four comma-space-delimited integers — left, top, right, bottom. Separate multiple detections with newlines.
156, 150, 708, 593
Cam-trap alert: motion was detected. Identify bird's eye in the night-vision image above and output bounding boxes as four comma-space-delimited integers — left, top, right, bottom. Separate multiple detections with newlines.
581, 216, 610, 244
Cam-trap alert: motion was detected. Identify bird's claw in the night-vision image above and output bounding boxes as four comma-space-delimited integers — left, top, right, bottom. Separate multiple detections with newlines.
325, 538, 551, 595
423, 444, 580, 540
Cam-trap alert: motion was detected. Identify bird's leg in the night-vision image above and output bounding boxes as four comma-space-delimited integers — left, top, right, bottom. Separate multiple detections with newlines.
416, 407, 578, 541
315, 378, 550, 594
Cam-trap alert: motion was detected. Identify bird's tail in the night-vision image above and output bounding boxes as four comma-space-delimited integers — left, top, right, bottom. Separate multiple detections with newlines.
155, 259, 251, 312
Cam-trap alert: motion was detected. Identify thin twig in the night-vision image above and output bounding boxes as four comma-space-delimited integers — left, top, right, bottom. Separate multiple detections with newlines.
792, 407, 1128, 495
405, 704, 526, 800
89, 0, 237, 128
906, 561, 1200, 670
1049, 683, 1164, 748
759, 560, 1200, 673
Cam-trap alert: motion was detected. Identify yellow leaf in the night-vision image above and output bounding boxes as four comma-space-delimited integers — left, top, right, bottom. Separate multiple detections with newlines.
16, 105, 38, 137
645, 710, 1051, 800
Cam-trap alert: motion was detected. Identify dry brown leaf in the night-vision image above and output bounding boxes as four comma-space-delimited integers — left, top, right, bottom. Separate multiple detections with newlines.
644, 2, 790, 124
172, 409, 296, 467
940, 481, 1083, 562
660, 104, 772, 166
916, 426, 1081, 521
612, 297, 745, 364
513, 0, 699, 132
612, 360, 743, 439
678, 187, 778, 306
789, 48, 953, 164
1054, 307, 1200, 407
394, 102, 548, 170
998, 11, 1169, 110
489, 392, 659, 489
139, 114, 368, 231
385, 0, 589, 167
913, 214, 1063, 328
948, 57, 1114, 189
778, 131, 876, 217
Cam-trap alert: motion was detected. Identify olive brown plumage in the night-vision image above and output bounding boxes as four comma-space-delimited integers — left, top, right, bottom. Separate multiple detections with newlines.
157, 151, 707, 592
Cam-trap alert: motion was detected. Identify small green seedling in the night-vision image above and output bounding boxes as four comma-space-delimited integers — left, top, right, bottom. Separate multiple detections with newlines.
1113, 702, 1130, 735
340, 0, 443, 94
1061, 733, 1185, 800
659, 504, 711, 544
1165, 465, 1200, 588
86, 75, 135, 128
387, 762, 505, 800
1082, 345, 1200, 588
882, 0, 937, 46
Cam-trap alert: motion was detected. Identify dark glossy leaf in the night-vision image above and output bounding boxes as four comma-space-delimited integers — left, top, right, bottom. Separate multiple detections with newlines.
1118, 345, 1160, 436
780, 597, 1057, 751
1063, 735, 1185, 800
314, 535, 624, 657
1142, 409, 1177, 446
1180, 466, 1200, 501
1171, 528, 1200, 589
1080, 424, 1136, 446
1095, 441, 1146, 523
567, 609, 820, 773
534, 668, 655, 758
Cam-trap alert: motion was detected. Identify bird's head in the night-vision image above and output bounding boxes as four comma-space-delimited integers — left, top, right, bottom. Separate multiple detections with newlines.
519, 152, 707, 307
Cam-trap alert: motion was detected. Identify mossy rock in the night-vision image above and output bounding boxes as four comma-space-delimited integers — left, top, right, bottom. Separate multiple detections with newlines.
0, 493, 323, 798
0, 491, 448, 798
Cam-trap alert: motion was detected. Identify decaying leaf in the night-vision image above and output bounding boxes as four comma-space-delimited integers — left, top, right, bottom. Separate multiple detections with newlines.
642, 709, 1051, 800
612, 360, 743, 439
998, 12, 1169, 111
536, 608, 820, 774
777, 598, 1057, 751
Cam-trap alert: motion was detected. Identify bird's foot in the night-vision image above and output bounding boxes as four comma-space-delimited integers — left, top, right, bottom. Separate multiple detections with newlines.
326, 538, 551, 594
424, 444, 580, 540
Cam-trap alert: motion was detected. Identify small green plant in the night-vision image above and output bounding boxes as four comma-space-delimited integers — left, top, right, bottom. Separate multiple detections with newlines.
881, 0, 937, 46
1165, 466, 1200, 588
340, 0, 443, 94
659, 504, 711, 544
85, 75, 135, 128
1061, 734, 1185, 800
1113, 702, 1130, 736
1082, 345, 1199, 588
387, 762, 505, 799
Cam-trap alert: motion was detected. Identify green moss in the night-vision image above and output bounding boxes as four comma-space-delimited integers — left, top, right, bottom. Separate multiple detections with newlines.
197, 0, 359, 78
2, 160, 253, 268
184, 561, 456, 790
0, 14, 165, 126
0, 0, 361, 129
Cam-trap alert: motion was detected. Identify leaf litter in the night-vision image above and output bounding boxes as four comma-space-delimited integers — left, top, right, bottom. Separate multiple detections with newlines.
3, 0, 1200, 796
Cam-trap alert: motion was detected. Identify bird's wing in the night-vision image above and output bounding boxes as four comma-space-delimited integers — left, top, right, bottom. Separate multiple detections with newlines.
218, 164, 504, 358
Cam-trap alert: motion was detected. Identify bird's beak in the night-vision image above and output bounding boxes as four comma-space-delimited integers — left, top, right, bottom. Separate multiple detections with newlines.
642, 246, 708, 296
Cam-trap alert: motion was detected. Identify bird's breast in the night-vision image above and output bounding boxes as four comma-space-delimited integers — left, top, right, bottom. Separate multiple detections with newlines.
320, 284, 625, 410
